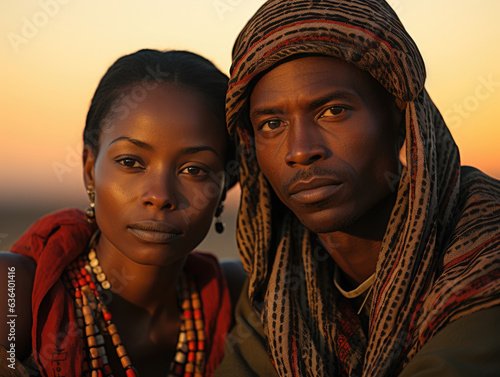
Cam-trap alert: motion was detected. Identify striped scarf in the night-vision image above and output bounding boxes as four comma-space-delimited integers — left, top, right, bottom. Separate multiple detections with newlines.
226, 0, 500, 376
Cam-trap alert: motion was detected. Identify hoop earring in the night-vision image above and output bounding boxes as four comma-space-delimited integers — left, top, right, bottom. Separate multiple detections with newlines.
214, 203, 224, 234
86, 185, 96, 223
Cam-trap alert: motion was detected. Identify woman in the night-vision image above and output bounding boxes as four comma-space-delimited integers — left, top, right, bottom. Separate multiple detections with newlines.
0, 49, 239, 377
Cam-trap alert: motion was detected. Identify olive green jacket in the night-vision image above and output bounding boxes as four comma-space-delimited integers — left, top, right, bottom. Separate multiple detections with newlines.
215, 280, 500, 377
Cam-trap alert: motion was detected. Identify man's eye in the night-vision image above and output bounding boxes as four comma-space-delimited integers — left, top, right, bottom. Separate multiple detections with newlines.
261, 119, 283, 131
321, 107, 346, 117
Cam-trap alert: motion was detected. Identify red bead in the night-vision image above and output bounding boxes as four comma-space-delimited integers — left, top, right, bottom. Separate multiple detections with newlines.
94, 290, 99, 297
188, 352, 195, 362
81, 267, 88, 276
72, 279, 79, 289
197, 341, 205, 351
125, 368, 137, 377
89, 282, 97, 290
98, 370, 103, 377
103, 365, 112, 375
188, 341, 196, 351
183, 310, 192, 319
174, 364, 183, 375
86, 274, 92, 282
193, 309, 202, 320
103, 311, 112, 322
79, 277, 87, 287
75, 289, 82, 298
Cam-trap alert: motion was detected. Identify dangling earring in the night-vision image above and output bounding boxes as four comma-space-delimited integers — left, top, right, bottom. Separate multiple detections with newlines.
86, 185, 96, 223
214, 203, 225, 234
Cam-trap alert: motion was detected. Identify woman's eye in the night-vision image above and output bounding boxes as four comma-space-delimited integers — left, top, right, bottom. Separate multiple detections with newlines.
117, 158, 143, 169
260, 119, 283, 131
321, 106, 346, 117
182, 166, 207, 177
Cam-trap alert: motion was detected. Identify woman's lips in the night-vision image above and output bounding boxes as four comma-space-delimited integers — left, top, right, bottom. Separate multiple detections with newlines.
128, 221, 182, 244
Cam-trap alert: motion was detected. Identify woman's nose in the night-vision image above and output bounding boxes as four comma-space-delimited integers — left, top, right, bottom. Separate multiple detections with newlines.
141, 170, 177, 210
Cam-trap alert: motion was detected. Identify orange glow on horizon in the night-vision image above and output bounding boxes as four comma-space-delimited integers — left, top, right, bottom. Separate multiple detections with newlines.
1, 0, 499, 209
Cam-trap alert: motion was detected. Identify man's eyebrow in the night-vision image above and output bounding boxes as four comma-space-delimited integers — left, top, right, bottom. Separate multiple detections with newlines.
250, 108, 282, 118
308, 91, 358, 110
108, 137, 153, 150
180, 146, 220, 158
250, 90, 358, 118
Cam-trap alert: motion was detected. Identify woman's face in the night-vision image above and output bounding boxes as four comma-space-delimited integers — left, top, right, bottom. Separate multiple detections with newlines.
84, 83, 227, 266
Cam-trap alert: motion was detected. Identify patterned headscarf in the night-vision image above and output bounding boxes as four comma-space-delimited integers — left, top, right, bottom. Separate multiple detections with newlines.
227, 0, 500, 376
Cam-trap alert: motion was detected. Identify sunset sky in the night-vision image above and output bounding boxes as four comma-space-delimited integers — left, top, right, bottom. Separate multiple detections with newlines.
1, 0, 499, 249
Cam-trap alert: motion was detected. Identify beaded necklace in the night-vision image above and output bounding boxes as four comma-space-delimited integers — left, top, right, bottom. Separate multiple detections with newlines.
62, 235, 206, 377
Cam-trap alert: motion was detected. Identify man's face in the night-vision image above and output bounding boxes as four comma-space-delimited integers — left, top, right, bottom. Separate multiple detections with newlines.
249, 56, 403, 233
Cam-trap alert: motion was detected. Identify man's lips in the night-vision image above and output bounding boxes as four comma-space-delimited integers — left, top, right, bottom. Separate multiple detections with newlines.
288, 177, 343, 204
127, 221, 182, 243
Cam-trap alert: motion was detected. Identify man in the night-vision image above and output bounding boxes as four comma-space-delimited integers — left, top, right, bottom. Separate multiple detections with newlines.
215, 0, 500, 376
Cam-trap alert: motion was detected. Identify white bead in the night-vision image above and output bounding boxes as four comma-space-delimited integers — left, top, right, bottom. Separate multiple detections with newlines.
175, 351, 186, 364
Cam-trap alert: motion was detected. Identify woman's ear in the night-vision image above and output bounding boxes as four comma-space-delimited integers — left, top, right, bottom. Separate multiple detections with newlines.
83, 145, 96, 187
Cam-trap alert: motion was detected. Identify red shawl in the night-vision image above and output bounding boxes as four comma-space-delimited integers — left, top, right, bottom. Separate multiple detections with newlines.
11, 208, 232, 377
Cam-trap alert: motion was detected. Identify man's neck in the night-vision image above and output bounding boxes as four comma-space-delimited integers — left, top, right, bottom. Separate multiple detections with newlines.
317, 192, 397, 284
317, 232, 381, 284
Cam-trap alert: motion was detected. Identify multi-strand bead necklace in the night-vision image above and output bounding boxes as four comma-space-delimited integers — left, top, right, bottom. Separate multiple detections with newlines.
62, 236, 206, 377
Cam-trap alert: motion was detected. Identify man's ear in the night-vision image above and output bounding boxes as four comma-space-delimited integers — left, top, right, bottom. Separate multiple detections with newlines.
83, 145, 96, 187
392, 98, 407, 168
399, 138, 407, 168
395, 98, 407, 111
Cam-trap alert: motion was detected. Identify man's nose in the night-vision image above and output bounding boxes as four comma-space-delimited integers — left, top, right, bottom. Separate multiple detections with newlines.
285, 118, 328, 167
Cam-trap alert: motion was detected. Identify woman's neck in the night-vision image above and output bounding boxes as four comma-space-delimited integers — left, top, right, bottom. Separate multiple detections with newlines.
94, 237, 186, 314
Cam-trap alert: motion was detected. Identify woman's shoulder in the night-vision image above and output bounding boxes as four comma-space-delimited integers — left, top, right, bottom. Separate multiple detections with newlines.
0, 251, 36, 285
0, 252, 36, 362
0, 251, 36, 266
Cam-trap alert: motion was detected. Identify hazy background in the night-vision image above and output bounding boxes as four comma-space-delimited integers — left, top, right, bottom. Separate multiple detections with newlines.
1, 0, 500, 258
